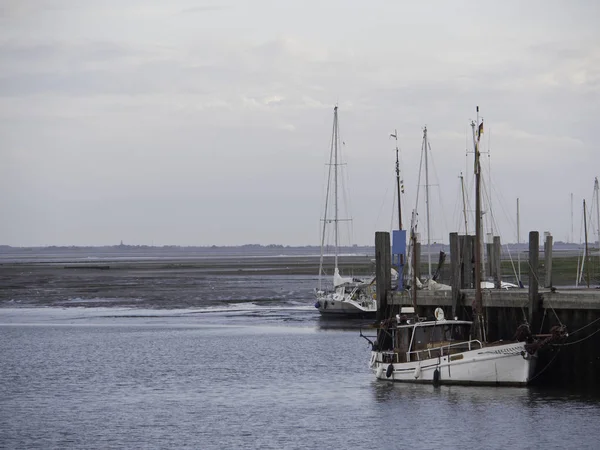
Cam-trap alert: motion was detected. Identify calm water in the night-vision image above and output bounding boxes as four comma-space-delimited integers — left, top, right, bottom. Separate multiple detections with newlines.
1, 274, 600, 449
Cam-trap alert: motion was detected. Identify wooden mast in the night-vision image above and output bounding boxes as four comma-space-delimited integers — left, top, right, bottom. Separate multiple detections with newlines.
473, 106, 485, 342
391, 130, 403, 231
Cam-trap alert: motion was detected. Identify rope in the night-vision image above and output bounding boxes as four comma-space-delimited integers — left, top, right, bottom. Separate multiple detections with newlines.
568, 315, 600, 335
528, 348, 561, 383
538, 308, 547, 334
553, 326, 600, 347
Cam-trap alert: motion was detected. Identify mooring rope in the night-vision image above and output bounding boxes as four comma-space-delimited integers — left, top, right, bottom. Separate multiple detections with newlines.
528, 348, 561, 383
567, 316, 600, 336
553, 326, 600, 347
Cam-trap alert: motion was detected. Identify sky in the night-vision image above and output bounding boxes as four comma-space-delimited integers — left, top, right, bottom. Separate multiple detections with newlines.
1, 0, 599, 246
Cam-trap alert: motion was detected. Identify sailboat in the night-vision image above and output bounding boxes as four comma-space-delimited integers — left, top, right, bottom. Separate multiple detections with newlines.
314, 106, 377, 316
366, 108, 538, 385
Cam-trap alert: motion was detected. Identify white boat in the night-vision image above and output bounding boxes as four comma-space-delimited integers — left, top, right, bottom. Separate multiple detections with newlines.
367, 107, 537, 385
367, 308, 536, 385
315, 106, 377, 317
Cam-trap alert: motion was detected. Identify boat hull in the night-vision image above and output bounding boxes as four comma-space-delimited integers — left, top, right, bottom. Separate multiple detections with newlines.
370, 342, 536, 386
315, 297, 376, 317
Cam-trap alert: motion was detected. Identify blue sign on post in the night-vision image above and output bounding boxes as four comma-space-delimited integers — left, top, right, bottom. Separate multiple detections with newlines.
392, 230, 407, 291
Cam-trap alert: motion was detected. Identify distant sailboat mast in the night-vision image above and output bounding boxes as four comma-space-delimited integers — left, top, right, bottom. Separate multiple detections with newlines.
571, 192, 574, 244
517, 197, 521, 286
423, 126, 432, 280
333, 107, 339, 270
584, 198, 591, 288
595, 177, 600, 252
318, 106, 339, 290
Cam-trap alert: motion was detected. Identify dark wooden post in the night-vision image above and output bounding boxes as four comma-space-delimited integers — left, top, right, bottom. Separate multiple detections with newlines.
544, 233, 553, 288
486, 241, 493, 280
528, 231, 540, 331
375, 232, 391, 323
493, 236, 501, 289
450, 232, 461, 319
414, 241, 421, 282
375, 232, 392, 351
463, 235, 474, 289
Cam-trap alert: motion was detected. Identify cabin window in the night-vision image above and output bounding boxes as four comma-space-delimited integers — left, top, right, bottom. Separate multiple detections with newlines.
450, 324, 470, 341
395, 328, 411, 352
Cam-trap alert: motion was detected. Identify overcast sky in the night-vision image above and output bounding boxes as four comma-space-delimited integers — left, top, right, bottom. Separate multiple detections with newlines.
1, 0, 598, 246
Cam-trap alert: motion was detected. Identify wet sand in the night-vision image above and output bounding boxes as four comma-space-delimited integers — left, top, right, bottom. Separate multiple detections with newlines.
0, 255, 375, 308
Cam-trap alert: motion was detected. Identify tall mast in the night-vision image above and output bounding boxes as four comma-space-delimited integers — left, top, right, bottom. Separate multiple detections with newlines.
460, 173, 468, 234
571, 192, 574, 243
391, 130, 403, 230
517, 198, 521, 286
333, 106, 339, 270
595, 177, 600, 254
318, 107, 338, 289
423, 126, 432, 279
584, 199, 590, 288
473, 106, 485, 341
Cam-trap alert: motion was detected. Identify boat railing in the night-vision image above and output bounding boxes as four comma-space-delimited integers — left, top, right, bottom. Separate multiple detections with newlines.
407, 340, 483, 362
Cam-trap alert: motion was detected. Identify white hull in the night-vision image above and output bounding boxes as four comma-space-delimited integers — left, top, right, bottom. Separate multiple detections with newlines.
370, 341, 536, 386
315, 296, 376, 316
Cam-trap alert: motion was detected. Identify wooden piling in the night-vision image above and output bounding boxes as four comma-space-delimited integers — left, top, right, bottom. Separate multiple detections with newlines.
463, 235, 474, 289
414, 242, 421, 282
486, 242, 493, 279
450, 232, 461, 319
375, 231, 391, 323
544, 233, 553, 288
529, 231, 540, 331
493, 236, 501, 289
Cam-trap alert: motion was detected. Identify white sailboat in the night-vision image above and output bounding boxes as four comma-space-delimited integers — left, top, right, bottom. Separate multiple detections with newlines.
314, 106, 377, 316
367, 108, 538, 386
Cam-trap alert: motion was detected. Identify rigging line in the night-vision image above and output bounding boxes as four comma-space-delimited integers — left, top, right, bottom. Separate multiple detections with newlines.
523, 259, 564, 327
527, 348, 561, 383
427, 141, 451, 242
318, 114, 337, 281
337, 124, 355, 251
485, 186, 520, 282
538, 308, 547, 334
568, 315, 600, 335
490, 182, 519, 242
553, 326, 600, 347
577, 202, 586, 284
414, 134, 425, 226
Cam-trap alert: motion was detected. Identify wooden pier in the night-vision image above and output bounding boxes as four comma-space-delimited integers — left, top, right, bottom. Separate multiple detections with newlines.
375, 231, 600, 389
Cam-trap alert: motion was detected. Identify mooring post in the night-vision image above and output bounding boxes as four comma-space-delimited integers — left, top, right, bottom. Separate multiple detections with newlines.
450, 232, 460, 319
463, 235, 474, 289
528, 231, 540, 331
544, 232, 553, 288
375, 232, 392, 350
375, 232, 391, 323
493, 236, 501, 289
486, 240, 493, 280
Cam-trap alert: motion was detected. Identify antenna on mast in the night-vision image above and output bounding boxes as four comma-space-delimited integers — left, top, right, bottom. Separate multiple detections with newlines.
390, 130, 403, 230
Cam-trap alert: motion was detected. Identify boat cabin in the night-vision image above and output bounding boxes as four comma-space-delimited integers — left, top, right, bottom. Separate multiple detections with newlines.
381, 318, 482, 364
